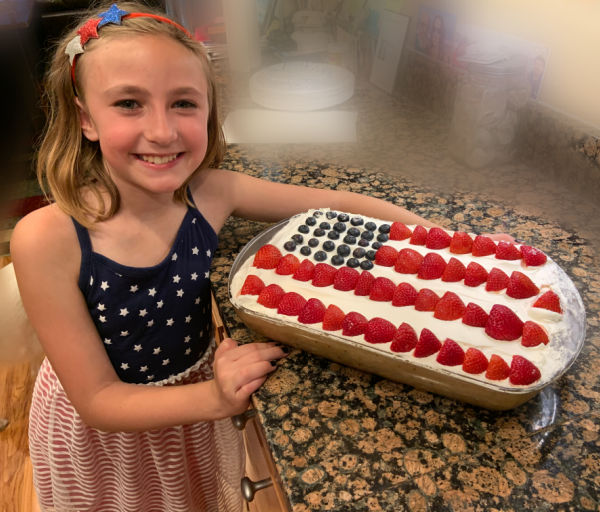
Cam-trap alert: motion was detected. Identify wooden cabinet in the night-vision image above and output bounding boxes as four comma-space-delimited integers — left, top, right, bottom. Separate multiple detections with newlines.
211, 295, 289, 512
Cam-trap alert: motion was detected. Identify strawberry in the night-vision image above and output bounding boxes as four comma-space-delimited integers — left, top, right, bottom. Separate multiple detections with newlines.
322, 304, 345, 331
417, 253, 446, 280
436, 338, 465, 366
275, 254, 300, 275
364, 317, 397, 344
425, 227, 452, 249
257, 284, 285, 308
520, 245, 547, 267
390, 322, 418, 352
341, 312, 368, 336
462, 348, 488, 374
485, 354, 510, 380
506, 271, 539, 299
509, 355, 541, 385
311, 263, 337, 287
253, 244, 282, 269
395, 248, 424, 274
449, 231, 473, 254
354, 270, 375, 296
472, 235, 496, 257
441, 257, 466, 282
433, 291, 466, 321
414, 288, 440, 311
464, 262, 488, 287
521, 321, 549, 347
485, 267, 509, 292
333, 267, 360, 291
277, 292, 307, 316
389, 222, 412, 241
240, 275, 265, 295
392, 282, 418, 306
293, 259, 315, 282
532, 290, 562, 313
495, 241, 521, 261
485, 304, 524, 341
298, 298, 327, 324
413, 328, 442, 357
409, 225, 428, 245
369, 277, 396, 302
462, 302, 489, 327
375, 246, 399, 267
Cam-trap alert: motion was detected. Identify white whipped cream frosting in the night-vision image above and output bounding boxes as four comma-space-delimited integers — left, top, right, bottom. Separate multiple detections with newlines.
230, 209, 584, 389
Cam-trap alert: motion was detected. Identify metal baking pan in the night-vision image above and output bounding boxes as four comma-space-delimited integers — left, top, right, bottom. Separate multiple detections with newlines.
228, 220, 586, 410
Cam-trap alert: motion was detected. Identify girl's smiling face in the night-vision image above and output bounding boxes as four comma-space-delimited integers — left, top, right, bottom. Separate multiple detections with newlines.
76, 33, 210, 199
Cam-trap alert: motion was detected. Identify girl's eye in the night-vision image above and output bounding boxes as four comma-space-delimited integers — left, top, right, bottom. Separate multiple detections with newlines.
173, 100, 197, 109
115, 99, 139, 109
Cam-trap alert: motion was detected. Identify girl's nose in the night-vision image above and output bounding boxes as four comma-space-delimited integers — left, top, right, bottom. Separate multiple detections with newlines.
145, 109, 177, 145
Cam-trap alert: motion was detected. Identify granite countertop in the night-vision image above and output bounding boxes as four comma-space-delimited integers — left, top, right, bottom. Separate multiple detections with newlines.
211, 145, 599, 512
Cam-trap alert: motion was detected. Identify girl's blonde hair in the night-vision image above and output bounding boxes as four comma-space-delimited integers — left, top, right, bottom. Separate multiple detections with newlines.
37, 1, 225, 227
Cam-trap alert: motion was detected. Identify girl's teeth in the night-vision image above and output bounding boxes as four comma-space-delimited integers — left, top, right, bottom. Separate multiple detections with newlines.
140, 154, 178, 164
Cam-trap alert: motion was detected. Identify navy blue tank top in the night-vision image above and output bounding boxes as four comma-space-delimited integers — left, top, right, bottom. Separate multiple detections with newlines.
72, 199, 218, 385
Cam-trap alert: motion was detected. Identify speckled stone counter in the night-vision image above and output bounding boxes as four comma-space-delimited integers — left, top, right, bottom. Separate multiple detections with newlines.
211, 146, 599, 512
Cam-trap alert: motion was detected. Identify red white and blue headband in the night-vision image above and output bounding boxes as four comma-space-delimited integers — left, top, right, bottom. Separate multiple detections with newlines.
65, 4, 191, 85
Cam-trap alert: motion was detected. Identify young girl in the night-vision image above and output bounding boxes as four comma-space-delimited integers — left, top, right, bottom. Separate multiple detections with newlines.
11, 2, 509, 510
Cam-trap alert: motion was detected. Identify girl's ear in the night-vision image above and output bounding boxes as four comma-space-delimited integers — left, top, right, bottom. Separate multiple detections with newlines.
75, 97, 99, 141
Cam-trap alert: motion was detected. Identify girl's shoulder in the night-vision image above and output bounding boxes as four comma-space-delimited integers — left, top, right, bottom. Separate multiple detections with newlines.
10, 203, 80, 271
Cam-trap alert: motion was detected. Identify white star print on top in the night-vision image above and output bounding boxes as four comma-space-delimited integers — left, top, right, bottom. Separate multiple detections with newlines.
71, 193, 218, 384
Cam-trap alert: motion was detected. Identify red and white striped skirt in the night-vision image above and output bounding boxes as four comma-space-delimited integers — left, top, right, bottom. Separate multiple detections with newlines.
29, 350, 245, 512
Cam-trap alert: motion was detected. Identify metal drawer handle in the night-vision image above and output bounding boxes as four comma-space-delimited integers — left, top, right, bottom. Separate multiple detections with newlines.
231, 408, 257, 430
241, 476, 273, 502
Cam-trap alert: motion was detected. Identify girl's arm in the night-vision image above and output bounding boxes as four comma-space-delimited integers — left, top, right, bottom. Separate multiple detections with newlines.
192, 168, 439, 232
10, 206, 283, 432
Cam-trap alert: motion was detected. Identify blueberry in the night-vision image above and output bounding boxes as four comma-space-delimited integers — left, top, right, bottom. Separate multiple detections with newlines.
366, 250, 377, 261
314, 228, 326, 237
308, 238, 319, 247
378, 224, 390, 234
319, 222, 331, 230
365, 222, 377, 231
377, 233, 389, 243
327, 230, 340, 240
298, 225, 309, 234
361, 230, 374, 241
283, 241, 296, 251
358, 238, 370, 247
300, 246, 312, 256
352, 247, 366, 258
333, 222, 347, 233
323, 240, 335, 252
331, 255, 345, 266
360, 260, 374, 270
306, 216, 317, 226
347, 257, 360, 268
337, 244, 351, 257
292, 234, 304, 244
326, 211, 338, 219
347, 227, 360, 237
343, 235, 357, 245
314, 251, 327, 261
313, 210, 323, 217
337, 213, 350, 222
371, 241, 382, 250
350, 216, 364, 226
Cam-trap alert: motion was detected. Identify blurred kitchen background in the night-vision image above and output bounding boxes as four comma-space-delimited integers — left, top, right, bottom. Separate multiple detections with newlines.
2, 0, 600, 254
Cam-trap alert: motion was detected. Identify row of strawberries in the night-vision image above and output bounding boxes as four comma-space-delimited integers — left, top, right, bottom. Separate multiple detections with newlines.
239, 274, 542, 386
387, 224, 547, 267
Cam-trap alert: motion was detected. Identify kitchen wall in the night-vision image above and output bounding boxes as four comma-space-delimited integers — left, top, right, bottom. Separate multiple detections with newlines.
393, 0, 600, 133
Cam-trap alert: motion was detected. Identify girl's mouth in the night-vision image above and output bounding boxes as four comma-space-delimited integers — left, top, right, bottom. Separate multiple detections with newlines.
137, 153, 181, 165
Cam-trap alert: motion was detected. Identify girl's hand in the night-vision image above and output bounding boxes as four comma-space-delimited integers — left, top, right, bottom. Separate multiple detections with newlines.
211, 338, 287, 416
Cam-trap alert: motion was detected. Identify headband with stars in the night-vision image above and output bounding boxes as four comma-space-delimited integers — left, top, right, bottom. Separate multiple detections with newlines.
65, 4, 192, 87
